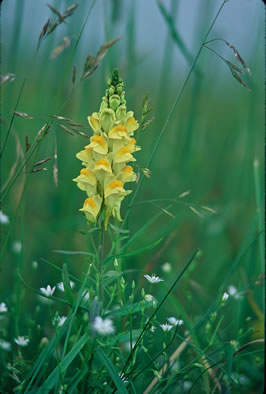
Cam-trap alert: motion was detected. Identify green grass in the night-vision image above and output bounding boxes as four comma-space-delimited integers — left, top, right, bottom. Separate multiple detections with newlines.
0, 0, 264, 393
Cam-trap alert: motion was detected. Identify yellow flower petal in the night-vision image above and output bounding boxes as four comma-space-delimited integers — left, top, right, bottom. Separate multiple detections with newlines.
127, 137, 141, 153
125, 116, 139, 134
113, 147, 136, 164
105, 179, 124, 198
79, 195, 102, 223
109, 125, 129, 140
88, 135, 108, 155
88, 116, 100, 133
94, 159, 112, 173
120, 165, 136, 183
76, 147, 94, 165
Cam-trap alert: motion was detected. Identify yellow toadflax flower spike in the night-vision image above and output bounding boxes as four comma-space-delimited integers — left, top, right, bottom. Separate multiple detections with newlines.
73, 69, 140, 229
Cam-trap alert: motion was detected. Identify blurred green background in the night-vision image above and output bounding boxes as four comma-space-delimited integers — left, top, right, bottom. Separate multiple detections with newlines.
0, 0, 264, 385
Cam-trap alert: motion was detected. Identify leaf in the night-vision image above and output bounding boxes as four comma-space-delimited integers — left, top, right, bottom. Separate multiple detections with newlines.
105, 301, 153, 317
36, 333, 90, 393
109, 223, 130, 234
95, 348, 128, 394
62, 263, 75, 304
104, 237, 164, 265
53, 249, 94, 256
22, 323, 69, 391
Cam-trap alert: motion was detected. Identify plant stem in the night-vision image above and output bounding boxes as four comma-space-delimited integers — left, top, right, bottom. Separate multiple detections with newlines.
123, 0, 229, 226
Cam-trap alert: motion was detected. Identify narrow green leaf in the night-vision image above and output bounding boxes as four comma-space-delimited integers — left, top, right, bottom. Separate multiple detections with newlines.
62, 263, 75, 304
36, 333, 90, 393
95, 348, 128, 394
105, 301, 153, 317
104, 237, 164, 265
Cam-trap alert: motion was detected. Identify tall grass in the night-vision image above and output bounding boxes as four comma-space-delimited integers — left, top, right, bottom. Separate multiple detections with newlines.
0, 0, 264, 393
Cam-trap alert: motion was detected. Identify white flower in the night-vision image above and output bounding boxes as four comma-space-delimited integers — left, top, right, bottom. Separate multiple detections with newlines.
40, 285, 56, 297
57, 281, 75, 292
0, 302, 8, 313
58, 316, 67, 326
144, 294, 153, 302
161, 262, 171, 273
92, 316, 115, 335
144, 274, 164, 284
222, 292, 229, 302
167, 317, 184, 326
228, 285, 242, 299
0, 211, 9, 224
150, 325, 156, 333
12, 241, 22, 254
53, 315, 67, 327
160, 323, 173, 332
14, 336, 29, 347
0, 339, 11, 351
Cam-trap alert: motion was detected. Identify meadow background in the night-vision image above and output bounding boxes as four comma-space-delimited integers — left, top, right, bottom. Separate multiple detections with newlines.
0, 0, 264, 392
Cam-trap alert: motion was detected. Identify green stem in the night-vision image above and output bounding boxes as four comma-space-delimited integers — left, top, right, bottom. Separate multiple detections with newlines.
98, 221, 105, 302
123, 0, 228, 226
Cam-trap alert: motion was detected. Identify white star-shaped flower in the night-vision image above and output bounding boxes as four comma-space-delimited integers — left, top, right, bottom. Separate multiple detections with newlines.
0, 211, 9, 224
160, 323, 173, 332
0, 302, 8, 313
14, 336, 29, 347
144, 274, 164, 284
92, 316, 115, 335
167, 317, 184, 326
0, 339, 11, 351
57, 281, 75, 292
144, 294, 153, 302
222, 292, 229, 302
40, 285, 56, 297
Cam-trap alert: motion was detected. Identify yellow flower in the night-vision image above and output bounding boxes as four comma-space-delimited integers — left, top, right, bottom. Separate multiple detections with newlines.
127, 137, 141, 153
73, 168, 97, 196
99, 108, 116, 133
113, 147, 136, 164
125, 114, 139, 134
76, 147, 94, 167
88, 135, 108, 155
79, 195, 102, 224
119, 165, 136, 183
88, 114, 101, 134
74, 69, 142, 229
104, 180, 131, 227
